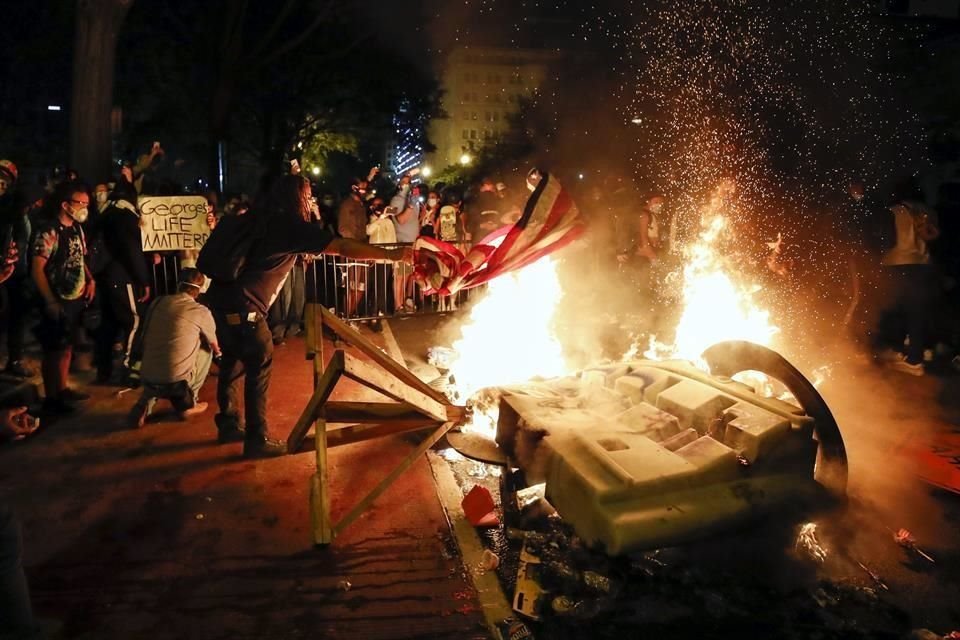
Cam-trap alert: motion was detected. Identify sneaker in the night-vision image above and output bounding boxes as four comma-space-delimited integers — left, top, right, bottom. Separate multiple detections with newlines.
127, 399, 151, 429
59, 388, 90, 403
886, 358, 924, 377
243, 438, 287, 458
4, 361, 36, 378
179, 401, 208, 419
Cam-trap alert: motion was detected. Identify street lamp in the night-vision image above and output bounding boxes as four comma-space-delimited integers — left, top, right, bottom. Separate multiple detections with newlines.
459, 153, 472, 166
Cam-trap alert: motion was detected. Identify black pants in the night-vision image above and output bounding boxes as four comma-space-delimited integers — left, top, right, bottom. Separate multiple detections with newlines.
94, 282, 142, 377
876, 264, 937, 365
2, 277, 29, 363
213, 311, 272, 441
0, 504, 33, 635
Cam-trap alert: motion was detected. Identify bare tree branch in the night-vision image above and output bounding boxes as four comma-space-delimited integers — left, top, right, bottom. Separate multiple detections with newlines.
254, 0, 336, 68
247, 0, 299, 61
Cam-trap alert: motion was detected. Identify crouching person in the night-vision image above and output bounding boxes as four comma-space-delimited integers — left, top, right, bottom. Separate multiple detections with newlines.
127, 269, 220, 428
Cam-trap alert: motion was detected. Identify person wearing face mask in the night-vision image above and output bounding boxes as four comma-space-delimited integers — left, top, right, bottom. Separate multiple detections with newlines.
29, 182, 96, 414
93, 183, 110, 214
93, 178, 152, 386
420, 190, 440, 238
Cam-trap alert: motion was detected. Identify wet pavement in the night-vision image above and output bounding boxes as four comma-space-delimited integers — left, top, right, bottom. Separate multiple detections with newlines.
0, 331, 487, 639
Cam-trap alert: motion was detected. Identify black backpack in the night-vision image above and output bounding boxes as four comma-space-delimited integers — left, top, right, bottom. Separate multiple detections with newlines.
197, 214, 259, 282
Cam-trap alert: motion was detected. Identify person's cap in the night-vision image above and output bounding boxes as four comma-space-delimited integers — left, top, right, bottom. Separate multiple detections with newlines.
0, 159, 18, 184
178, 268, 205, 290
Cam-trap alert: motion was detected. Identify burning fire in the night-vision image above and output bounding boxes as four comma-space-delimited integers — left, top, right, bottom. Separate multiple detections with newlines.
444, 182, 788, 436
447, 256, 571, 436
644, 187, 779, 365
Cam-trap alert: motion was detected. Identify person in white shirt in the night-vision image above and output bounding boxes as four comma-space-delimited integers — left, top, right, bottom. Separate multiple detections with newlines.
128, 269, 220, 427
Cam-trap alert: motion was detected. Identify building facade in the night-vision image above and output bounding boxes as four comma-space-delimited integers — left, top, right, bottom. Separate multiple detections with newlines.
428, 47, 560, 169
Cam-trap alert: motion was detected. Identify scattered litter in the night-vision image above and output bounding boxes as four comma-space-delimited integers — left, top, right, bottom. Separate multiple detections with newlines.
195, 513, 204, 520
427, 346, 458, 371
894, 528, 935, 564
496, 616, 535, 640
479, 549, 500, 571
516, 484, 546, 509
795, 522, 828, 563
441, 447, 465, 462
337, 579, 352, 592
856, 561, 889, 591
462, 485, 499, 527
512, 540, 549, 620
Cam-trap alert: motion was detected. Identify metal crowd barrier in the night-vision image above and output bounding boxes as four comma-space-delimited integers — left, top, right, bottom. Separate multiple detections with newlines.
150, 242, 481, 321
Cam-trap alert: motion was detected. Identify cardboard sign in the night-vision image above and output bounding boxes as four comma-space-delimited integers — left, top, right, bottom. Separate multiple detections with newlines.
139, 196, 210, 251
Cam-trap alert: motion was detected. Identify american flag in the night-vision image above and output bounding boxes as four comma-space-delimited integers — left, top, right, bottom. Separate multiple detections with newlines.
413, 171, 584, 295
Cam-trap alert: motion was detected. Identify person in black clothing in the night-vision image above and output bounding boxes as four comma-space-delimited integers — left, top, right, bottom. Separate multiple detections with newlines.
204, 174, 412, 457
93, 179, 152, 385
0, 160, 34, 378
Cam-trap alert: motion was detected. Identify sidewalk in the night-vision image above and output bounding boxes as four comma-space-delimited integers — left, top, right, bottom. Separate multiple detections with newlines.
0, 332, 488, 639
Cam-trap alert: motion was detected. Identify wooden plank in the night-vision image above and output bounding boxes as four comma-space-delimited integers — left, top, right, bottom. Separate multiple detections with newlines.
319, 306, 451, 406
332, 421, 456, 537
324, 401, 468, 426
327, 420, 443, 448
310, 416, 333, 545
287, 350, 344, 452
304, 302, 319, 360
341, 352, 449, 423
324, 401, 421, 423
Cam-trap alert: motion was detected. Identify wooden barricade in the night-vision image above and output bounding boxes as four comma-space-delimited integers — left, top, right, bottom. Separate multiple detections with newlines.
291, 304, 467, 546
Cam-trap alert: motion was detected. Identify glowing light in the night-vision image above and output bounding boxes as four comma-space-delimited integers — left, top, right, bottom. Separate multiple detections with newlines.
459, 153, 472, 166
47, 105, 62, 112
422, 165, 433, 177
642, 182, 779, 367
448, 257, 570, 437
630, 117, 642, 124
311, 166, 321, 176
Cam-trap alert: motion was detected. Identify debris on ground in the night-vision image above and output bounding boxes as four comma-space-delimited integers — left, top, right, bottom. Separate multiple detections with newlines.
462, 485, 500, 527
894, 528, 935, 563
480, 549, 500, 571
337, 579, 352, 592
856, 561, 889, 591
795, 522, 828, 563
496, 616, 535, 640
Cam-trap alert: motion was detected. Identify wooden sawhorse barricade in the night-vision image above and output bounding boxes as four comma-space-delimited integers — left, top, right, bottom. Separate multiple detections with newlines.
288, 304, 467, 546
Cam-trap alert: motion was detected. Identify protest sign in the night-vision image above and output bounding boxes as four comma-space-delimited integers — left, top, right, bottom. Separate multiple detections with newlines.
139, 195, 211, 251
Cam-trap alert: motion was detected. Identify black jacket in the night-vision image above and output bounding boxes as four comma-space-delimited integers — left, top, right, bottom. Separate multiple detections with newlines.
98, 200, 151, 289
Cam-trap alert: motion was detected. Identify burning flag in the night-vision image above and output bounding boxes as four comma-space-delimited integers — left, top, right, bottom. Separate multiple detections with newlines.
413, 170, 585, 295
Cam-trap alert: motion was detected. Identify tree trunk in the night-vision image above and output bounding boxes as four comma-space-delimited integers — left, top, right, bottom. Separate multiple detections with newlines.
70, 0, 132, 183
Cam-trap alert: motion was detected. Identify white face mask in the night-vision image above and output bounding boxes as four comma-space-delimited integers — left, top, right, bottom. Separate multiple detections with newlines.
69, 206, 89, 224
427, 198, 439, 207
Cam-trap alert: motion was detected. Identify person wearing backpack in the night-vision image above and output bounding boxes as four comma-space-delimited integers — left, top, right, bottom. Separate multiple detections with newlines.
30, 183, 97, 415
199, 174, 412, 457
